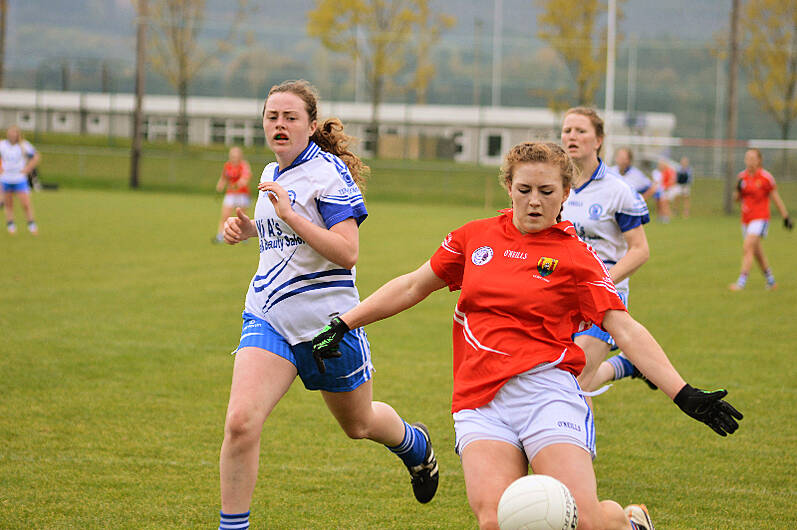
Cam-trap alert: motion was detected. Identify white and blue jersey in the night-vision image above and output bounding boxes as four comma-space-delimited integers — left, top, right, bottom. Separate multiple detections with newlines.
0, 139, 36, 184
562, 159, 650, 300
243, 141, 368, 345
610, 164, 652, 196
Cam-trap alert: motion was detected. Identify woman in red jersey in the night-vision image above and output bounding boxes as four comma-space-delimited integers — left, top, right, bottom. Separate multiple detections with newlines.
313, 142, 742, 530
214, 146, 252, 243
729, 148, 792, 290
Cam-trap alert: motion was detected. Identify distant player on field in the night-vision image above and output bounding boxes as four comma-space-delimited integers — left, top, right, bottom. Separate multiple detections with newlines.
1, 125, 40, 235
672, 156, 693, 218
729, 148, 792, 291
217, 80, 438, 530
213, 146, 252, 243
313, 141, 742, 530
560, 108, 654, 394
651, 159, 675, 223
611, 147, 656, 200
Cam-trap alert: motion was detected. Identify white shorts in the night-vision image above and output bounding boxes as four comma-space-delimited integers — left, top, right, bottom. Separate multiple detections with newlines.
672, 184, 690, 197
660, 186, 678, 201
742, 219, 769, 238
223, 193, 251, 208
453, 367, 595, 462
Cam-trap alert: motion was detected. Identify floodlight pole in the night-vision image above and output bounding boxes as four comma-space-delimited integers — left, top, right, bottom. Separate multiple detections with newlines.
130, 0, 147, 189
491, 0, 502, 107
603, 0, 617, 163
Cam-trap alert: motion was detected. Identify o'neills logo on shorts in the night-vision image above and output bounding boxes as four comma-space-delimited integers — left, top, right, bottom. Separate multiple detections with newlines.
537, 257, 559, 277
471, 246, 494, 265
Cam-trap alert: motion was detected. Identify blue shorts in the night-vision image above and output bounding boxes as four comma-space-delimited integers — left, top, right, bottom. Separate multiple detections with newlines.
2, 181, 29, 193
573, 290, 628, 350
236, 312, 373, 392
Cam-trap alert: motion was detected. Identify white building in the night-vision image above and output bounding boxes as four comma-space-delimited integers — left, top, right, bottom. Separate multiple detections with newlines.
0, 89, 676, 165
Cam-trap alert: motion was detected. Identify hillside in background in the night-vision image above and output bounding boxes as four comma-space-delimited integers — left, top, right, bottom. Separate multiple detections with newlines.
3, 0, 791, 141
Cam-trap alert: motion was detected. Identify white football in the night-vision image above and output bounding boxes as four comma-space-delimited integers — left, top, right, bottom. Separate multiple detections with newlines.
497, 475, 578, 530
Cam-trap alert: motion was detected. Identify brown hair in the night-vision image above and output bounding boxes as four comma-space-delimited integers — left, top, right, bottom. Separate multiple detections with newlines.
746, 148, 763, 163
499, 142, 579, 221
267, 80, 369, 190
563, 107, 605, 156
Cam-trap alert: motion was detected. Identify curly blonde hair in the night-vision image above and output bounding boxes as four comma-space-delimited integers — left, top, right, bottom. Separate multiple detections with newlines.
267, 80, 369, 190
499, 142, 578, 223
499, 141, 579, 192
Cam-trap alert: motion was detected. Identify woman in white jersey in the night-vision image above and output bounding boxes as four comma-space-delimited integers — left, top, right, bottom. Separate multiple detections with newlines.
560, 107, 653, 392
217, 80, 438, 530
1, 125, 40, 235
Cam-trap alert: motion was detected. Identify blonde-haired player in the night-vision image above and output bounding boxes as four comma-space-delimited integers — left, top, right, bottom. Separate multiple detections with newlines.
1, 125, 40, 235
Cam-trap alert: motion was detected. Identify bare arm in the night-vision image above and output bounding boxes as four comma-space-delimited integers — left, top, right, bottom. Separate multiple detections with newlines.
216, 172, 226, 193
771, 189, 789, 219
601, 309, 685, 399
259, 180, 359, 269
608, 225, 649, 284
23, 152, 40, 175
340, 261, 448, 329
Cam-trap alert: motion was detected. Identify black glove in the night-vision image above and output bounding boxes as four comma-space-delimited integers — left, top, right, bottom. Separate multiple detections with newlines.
736, 179, 743, 193
674, 384, 743, 436
784, 217, 793, 231
311, 316, 349, 374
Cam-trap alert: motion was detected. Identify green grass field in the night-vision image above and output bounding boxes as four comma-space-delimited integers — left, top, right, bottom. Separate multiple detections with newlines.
1, 176, 795, 528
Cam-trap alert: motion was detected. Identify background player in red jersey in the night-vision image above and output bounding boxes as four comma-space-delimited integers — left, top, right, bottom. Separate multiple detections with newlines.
729, 148, 792, 291
313, 142, 742, 530
214, 146, 252, 243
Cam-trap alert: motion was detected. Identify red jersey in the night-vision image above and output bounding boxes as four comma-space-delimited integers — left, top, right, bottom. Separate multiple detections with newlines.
738, 168, 776, 224
430, 210, 626, 413
223, 161, 251, 195
660, 166, 675, 189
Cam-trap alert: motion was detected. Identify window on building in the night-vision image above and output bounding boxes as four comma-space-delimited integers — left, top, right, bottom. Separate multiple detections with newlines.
487, 134, 502, 157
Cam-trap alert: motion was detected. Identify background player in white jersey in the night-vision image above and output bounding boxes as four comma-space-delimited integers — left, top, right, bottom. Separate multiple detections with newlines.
611, 147, 656, 200
216, 80, 438, 530
560, 107, 654, 393
0, 125, 40, 235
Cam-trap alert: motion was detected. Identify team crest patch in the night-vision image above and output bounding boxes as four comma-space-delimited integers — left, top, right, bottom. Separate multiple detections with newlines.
537, 257, 559, 277
471, 246, 494, 265
287, 189, 297, 206
588, 203, 603, 220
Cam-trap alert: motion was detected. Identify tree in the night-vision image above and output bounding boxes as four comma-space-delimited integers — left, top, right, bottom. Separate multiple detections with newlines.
0, 0, 6, 88
130, 0, 148, 189
724, 0, 741, 215
740, 0, 797, 143
536, 0, 625, 107
308, 0, 451, 155
148, 0, 246, 144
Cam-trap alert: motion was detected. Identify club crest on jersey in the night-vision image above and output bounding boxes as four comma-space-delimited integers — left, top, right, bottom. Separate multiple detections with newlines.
287, 189, 297, 206
471, 246, 494, 266
588, 203, 603, 220
537, 257, 559, 277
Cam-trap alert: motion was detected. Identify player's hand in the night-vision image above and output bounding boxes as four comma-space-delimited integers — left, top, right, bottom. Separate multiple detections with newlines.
258, 181, 294, 221
674, 384, 743, 436
223, 208, 256, 245
784, 216, 793, 231
735, 179, 743, 193
311, 317, 349, 374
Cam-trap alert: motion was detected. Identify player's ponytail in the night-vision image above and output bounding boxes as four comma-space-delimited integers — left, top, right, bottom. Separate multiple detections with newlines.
267, 79, 369, 192
311, 118, 369, 191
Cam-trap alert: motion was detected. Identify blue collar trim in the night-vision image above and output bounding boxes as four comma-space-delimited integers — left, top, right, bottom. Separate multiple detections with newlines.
573, 158, 606, 193
273, 141, 321, 180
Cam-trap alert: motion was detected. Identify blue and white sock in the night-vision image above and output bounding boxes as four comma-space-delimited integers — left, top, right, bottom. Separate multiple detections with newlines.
607, 354, 635, 380
764, 269, 776, 286
219, 510, 249, 530
386, 420, 427, 467
736, 273, 748, 288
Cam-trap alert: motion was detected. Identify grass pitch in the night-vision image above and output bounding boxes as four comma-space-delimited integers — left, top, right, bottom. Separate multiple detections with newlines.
0, 182, 795, 528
